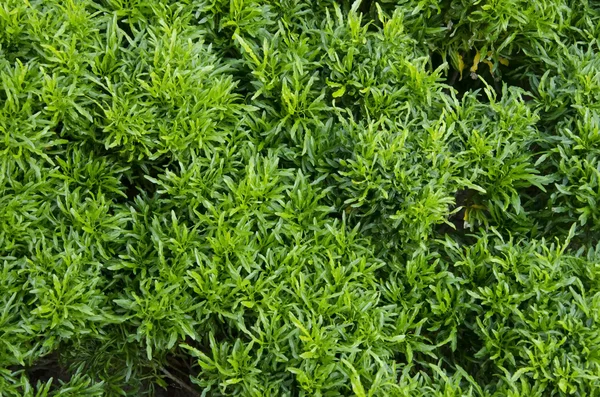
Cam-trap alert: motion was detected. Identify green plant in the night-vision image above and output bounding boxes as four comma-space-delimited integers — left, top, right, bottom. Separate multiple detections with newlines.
1, 0, 599, 395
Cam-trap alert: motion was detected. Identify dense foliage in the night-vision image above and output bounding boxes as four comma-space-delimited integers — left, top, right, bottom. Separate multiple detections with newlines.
1, 0, 600, 395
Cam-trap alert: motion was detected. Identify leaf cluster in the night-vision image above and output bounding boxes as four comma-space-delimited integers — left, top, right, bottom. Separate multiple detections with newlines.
1, 0, 599, 396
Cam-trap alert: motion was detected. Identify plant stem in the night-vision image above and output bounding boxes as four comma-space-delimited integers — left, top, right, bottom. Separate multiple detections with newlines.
159, 366, 201, 397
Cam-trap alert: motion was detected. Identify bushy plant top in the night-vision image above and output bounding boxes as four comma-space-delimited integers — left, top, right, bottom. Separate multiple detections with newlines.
1, 0, 599, 395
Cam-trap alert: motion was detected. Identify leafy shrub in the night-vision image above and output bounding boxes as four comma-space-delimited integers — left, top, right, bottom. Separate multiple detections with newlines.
1, 0, 599, 396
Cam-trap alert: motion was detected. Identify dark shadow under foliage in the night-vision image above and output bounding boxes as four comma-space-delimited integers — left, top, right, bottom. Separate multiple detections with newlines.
1, 0, 600, 396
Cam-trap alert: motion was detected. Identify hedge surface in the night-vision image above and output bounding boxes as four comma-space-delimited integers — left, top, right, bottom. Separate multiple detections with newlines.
1, 0, 599, 395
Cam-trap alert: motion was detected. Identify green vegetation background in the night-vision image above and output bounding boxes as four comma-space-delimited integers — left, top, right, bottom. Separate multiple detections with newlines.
1, 0, 600, 395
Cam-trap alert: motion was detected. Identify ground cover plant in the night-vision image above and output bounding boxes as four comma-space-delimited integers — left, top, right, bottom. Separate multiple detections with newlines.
1, 0, 600, 395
